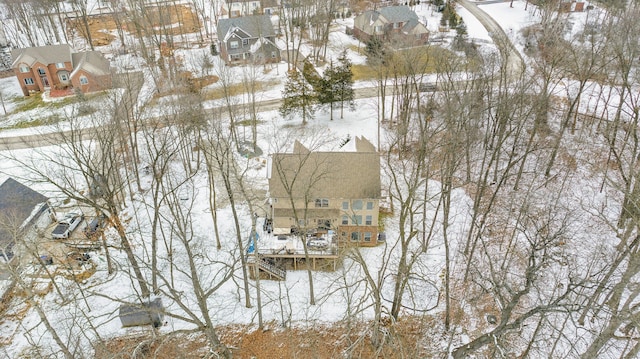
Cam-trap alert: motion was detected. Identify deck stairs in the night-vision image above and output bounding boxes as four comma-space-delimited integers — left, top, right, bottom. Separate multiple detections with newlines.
254, 256, 286, 280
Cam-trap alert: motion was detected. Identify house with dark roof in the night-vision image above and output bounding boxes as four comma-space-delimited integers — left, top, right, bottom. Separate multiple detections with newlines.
0, 178, 50, 262
11, 44, 113, 96
216, 15, 281, 65
268, 137, 381, 246
353, 5, 429, 46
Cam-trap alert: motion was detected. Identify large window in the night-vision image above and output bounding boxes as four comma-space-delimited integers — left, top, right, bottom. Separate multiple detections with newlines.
365, 215, 372, 225
230, 40, 239, 49
352, 200, 363, 210
315, 199, 329, 208
79, 76, 88, 85
351, 232, 360, 241
23, 78, 34, 85
19, 65, 29, 73
353, 215, 362, 225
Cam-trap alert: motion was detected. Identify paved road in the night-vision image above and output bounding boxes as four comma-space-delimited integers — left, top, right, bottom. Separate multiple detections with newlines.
0, 85, 382, 151
0, 1, 525, 152
458, 0, 525, 79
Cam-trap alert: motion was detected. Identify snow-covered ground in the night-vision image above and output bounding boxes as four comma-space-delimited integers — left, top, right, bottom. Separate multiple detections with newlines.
0, 0, 631, 357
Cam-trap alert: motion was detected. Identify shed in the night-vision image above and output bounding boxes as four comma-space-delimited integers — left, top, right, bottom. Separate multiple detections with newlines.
119, 297, 164, 328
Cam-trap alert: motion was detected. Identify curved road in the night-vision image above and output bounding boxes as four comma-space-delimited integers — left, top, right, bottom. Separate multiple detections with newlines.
0, 6, 523, 151
458, 0, 525, 79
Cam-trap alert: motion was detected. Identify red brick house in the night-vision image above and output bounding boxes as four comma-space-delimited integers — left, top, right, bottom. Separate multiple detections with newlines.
11, 44, 112, 96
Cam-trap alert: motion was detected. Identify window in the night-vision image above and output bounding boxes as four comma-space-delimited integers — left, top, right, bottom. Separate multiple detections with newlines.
366, 215, 372, 225
298, 219, 306, 226
341, 215, 348, 225
56, 62, 65, 69
342, 201, 349, 210
79, 76, 88, 85
230, 40, 239, 49
393, 22, 400, 29
351, 232, 360, 241
59, 73, 69, 81
315, 199, 328, 208
352, 200, 363, 210
23, 78, 34, 85
19, 65, 29, 73
317, 219, 330, 229
364, 232, 372, 242
353, 215, 362, 225
375, 25, 383, 33
242, 39, 249, 46
243, 52, 250, 59
231, 54, 241, 60
37, 68, 46, 75
271, 51, 277, 58
366, 201, 373, 210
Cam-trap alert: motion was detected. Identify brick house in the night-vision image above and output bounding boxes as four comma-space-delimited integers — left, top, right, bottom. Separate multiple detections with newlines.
11, 44, 112, 96
268, 137, 382, 247
353, 5, 429, 46
216, 15, 281, 65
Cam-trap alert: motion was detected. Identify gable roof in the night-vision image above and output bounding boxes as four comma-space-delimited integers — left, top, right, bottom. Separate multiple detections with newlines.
377, 5, 419, 23
0, 178, 48, 251
269, 137, 381, 200
71, 51, 111, 77
217, 15, 275, 41
357, 5, 419, 27
11, 44, 73, 68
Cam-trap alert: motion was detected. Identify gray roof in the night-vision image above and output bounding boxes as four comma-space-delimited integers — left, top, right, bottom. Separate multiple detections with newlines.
217, 15, 275, 41
0, 178, 48, 252
377, 6, 419, 23
71, 51, 111, 77
269, 137, 381, 200
11, 44, 73, 68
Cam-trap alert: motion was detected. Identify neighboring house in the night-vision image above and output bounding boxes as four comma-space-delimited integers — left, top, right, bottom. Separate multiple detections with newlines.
220, 0, 262, 17
261, 0, 280, 16
268, 137, 381, 247
217, 15, 281, 65
0, 178, 50, 262
559, 0, 585, 12
11, 44, 112, 96
353, 5, 429, 46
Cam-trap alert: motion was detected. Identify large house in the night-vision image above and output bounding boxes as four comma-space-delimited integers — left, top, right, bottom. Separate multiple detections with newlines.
11, 44, 113, 96
221, 0, 262, 17
216, 15, 281, 65
268, 137, 381, 246
353, 5, 429, 46
0, 178, 50, 262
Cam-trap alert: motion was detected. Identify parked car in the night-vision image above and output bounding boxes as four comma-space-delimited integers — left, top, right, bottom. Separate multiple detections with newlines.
52, 212, 84, 239
84, 214, 106, 239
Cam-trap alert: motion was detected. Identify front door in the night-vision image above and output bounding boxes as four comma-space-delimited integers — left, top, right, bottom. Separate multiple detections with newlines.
41, 76, 49, 88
